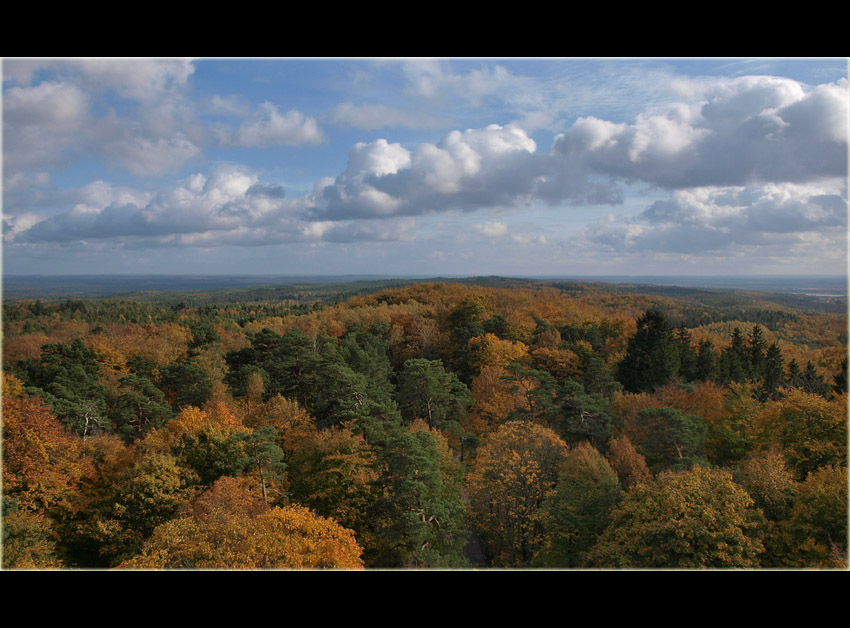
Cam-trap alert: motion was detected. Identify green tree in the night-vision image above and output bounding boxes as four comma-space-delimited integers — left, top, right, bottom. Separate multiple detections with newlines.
719, 327, 748, 384
171, 426, 249, 486
226, 328, 317, 408
617, 309, 679, 393
800, 361, 830, 398
556, 380, 614, 449
535, 442, 622, 567
111, 373, 174, 441
365, 426, 468, 567
581, 355, 622, 398
24, 337, 111, 438
757, 343, 786, 402
234, 426, 286, 508
446, 299, 487, 383
676, 322, 698, 382
695, 339, 718, 382
747, 324, 768, 380
633, 406, 707, 470
338, 324, 396, 405
159, 360, 213, 410
396, 358, 471, 430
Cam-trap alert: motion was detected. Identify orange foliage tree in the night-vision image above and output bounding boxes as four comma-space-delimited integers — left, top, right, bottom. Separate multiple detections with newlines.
120, 477, 364, 569
2, 394, 90, 517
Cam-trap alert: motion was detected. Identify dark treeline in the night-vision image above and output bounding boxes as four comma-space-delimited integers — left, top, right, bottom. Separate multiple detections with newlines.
2, 279, 846, 569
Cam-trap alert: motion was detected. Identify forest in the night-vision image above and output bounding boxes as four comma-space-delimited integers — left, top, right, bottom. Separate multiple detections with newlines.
1, 277, 847, 569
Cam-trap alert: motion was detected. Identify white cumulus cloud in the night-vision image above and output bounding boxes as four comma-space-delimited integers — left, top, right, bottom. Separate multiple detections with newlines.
552, 76, 849, 188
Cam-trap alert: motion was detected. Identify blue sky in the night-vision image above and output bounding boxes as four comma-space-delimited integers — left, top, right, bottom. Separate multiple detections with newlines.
3, 57, 848, 277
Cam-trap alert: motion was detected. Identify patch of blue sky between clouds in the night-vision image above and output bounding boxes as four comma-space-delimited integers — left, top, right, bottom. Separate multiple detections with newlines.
2, 57, 847, 277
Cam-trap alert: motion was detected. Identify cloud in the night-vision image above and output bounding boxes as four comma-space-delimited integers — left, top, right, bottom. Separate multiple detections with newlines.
4, 58, 195, 101
401, 60, 517, 104
474, 221, 509, 238
9, 167, 416, 249
3, 59, 204, 178
582, 181, 848, 256
330, 102, 444, 130
229, 102, 325, 147
309, 123, 619, 220
3, 80, 89, 126
552, 76, 849, 188
4, 63, 846, 276
2, 81, 92, 172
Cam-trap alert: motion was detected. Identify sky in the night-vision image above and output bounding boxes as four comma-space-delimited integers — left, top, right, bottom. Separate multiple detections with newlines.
2, 57, 848, 278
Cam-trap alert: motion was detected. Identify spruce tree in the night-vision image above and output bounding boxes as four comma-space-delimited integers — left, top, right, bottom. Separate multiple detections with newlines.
617, 309, 679, 393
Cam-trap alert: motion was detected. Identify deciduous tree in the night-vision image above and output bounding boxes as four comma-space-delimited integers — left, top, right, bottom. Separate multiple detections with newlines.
752, 389, 847, 480
121, 478, 364, 569
466, 421, 568, 567
535, 442, 622, 567
587, 466, 765, 568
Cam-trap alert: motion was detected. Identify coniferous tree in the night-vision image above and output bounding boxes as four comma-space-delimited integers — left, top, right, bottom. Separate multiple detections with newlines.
396, 358, 471, 430
112, 374, 174, 441
676, 323, 698, 383
695, 339, 718, 382
557, 380, 614, 449
757, 343, 786, 402
801, 361, 830, 398
719, 327, 748, 384
581, 355, 622, 398
833, 357, 848, 395
618, 309, 679, 393
159, 361, 213, 411
787, 359, 804, 389
748, 325, 768, 381
633, 406, 707, 471
365, 427, 468, 568
24, 338, 111, 438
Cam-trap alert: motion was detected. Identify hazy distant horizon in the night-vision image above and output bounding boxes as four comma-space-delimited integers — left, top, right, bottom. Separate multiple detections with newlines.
3, 272, 846, 301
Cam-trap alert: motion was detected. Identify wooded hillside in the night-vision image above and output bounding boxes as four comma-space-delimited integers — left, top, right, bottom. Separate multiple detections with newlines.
2, 278, 847, 569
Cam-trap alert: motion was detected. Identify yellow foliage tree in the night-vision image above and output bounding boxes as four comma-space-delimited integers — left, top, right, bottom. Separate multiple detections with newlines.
468, 333, 529, 369
469, 364, 525, 433
752, 389, 847, 480
466, 421, 569, 566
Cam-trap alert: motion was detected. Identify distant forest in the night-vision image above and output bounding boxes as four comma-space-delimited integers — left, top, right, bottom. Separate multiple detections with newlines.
2, 277, 847, 569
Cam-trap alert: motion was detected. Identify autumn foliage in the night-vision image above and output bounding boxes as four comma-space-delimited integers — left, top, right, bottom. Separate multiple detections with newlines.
2, 278, 846, 569
121, 478, 364, 569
